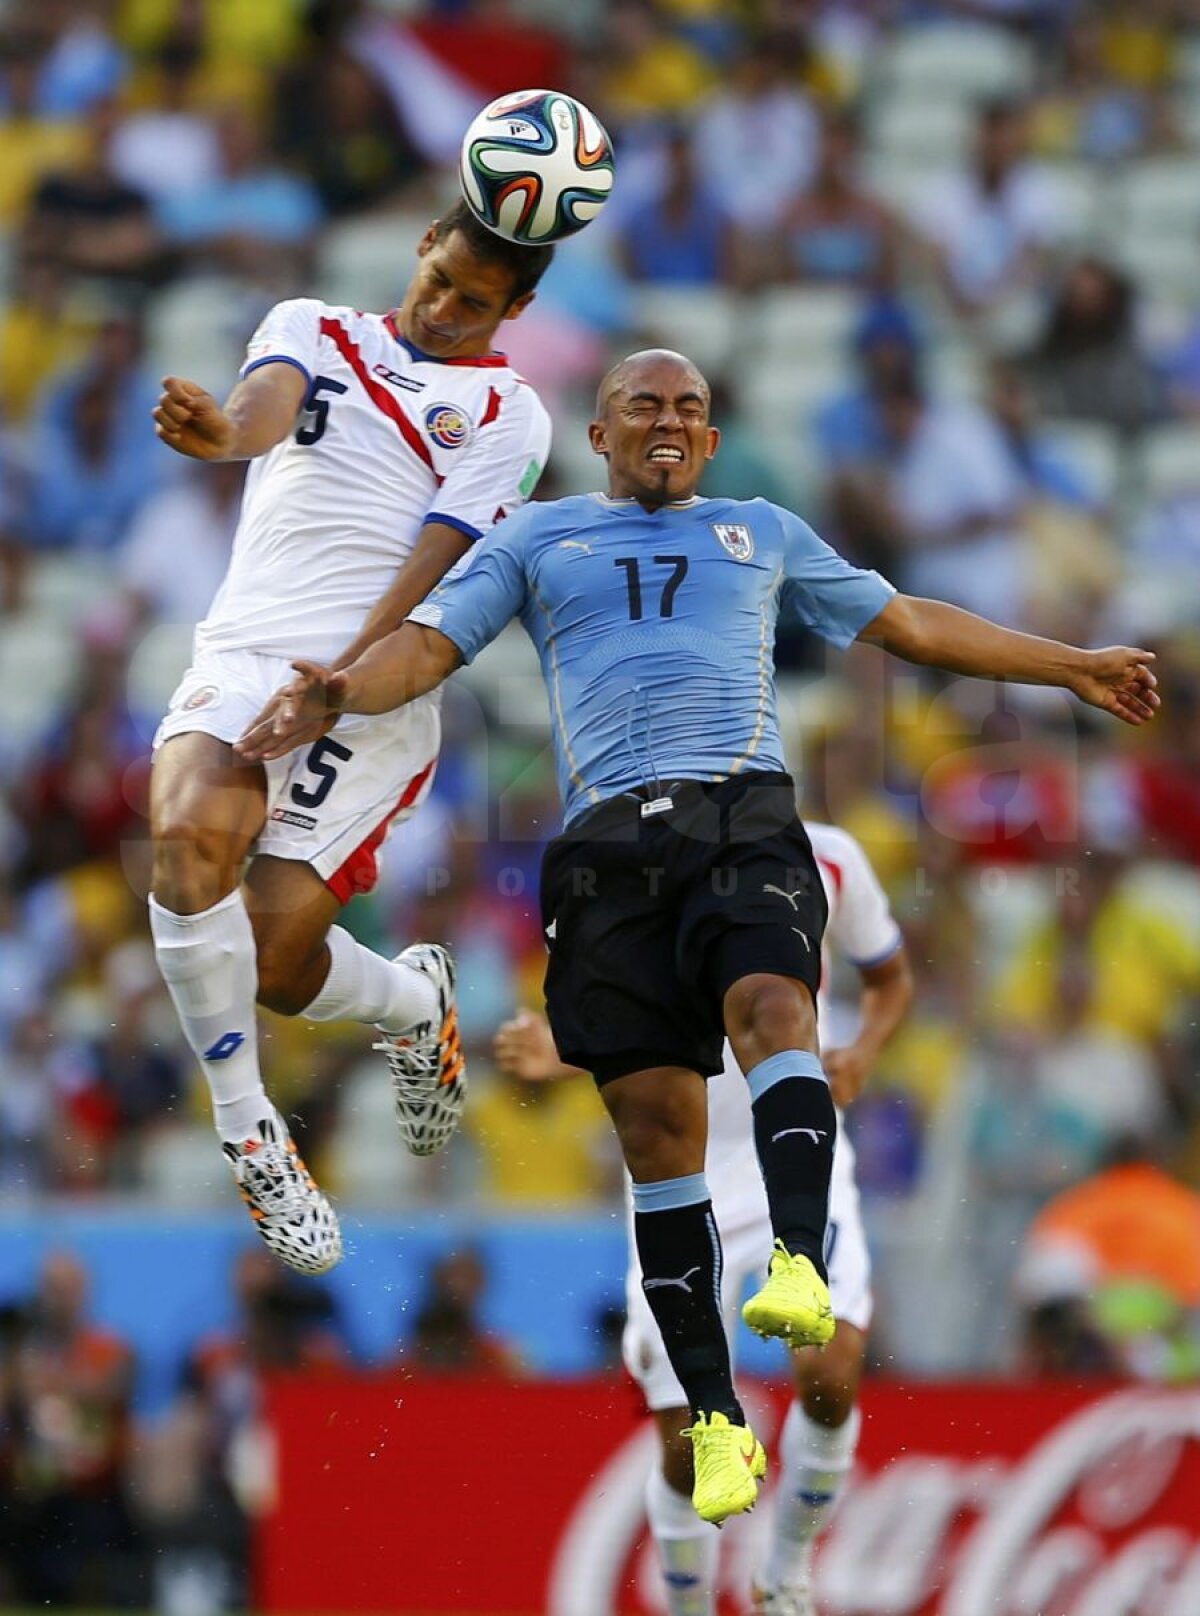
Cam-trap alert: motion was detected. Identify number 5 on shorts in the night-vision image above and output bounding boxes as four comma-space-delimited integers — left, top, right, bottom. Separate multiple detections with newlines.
291, 736, 353, 809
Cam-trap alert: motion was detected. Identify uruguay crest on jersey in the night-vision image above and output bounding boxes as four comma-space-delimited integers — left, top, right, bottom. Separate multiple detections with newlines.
712, 522, 754, 560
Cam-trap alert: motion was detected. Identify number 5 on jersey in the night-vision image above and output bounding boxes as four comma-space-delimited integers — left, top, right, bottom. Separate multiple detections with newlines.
291, 736, 353, 808
295, 376, 348, 447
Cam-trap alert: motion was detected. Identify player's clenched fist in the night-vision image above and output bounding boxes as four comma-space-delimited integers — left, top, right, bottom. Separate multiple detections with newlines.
493, 1009, 575, 1083
153, 375, 237, 460
1066, 647, 1159, 726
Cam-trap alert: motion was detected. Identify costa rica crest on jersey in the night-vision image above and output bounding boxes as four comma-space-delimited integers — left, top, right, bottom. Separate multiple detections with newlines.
712, 522, 754, 560
424, 403, 471, 449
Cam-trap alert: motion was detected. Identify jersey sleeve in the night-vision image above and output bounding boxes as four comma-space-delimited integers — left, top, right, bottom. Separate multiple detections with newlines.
425, 384, 552, 544
825, 829, 904, 968
408, 505, 534, 664
775, 504, 895, 648
239, 298, 323, 387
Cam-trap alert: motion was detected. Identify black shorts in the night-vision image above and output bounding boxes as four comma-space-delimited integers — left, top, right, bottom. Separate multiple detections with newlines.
540, 771, 827, 1085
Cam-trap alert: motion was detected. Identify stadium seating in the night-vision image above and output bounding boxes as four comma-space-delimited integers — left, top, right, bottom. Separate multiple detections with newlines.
871, 23, 1035, 103
740, 352, 851, 438
316, 207, 432, 312
1040, 162, 1108, 248
1040, 420, 1125, 508
0, 612, 82, 752
1134, 420, 1200, 500
752, 286, 861, 364
628, 285, 740, 377
126, 621, 194, 716
1113, 231, 1199, 305
863, 152, 944, 218
144, 275, 259, 397
25, 554, 116, 619
1115, 157, 1200, 235
866, 95, 974, 166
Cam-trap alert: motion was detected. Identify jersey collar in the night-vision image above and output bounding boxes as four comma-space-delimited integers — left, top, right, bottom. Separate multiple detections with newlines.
593, 492, 707, 510
384, 311, 511, 367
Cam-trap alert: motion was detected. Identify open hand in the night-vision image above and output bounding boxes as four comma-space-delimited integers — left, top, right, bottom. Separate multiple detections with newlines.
235, 660, 347, 762
1067, 647, 1159, 726
153, 376, 237, 460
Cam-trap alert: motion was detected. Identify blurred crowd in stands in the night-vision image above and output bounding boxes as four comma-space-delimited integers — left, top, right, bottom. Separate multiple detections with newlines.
0, 1233, 546, 1607
0, 0, 1199, 1548
1, 0, 1199, 1603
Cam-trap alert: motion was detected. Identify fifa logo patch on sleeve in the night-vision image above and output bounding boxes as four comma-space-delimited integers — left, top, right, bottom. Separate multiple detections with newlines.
712, 523, 754, 560
424, 403, 471, 449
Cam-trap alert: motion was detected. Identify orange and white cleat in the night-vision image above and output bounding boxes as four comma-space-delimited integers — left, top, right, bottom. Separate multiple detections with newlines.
222, 1108, 342, 1274
373, 944, 466, 1157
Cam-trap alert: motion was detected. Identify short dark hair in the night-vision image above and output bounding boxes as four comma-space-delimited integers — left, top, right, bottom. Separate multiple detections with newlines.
431, 199, 555, 304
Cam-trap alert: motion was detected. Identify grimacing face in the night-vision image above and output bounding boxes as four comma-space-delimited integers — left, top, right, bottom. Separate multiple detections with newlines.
588, 351, 720, 506
395, 226, 533, 359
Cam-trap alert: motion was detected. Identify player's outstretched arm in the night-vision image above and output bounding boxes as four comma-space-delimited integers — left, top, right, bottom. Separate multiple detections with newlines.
859, 594, 1159, 726
153, 364, 308, 462
235, 623, 462, 761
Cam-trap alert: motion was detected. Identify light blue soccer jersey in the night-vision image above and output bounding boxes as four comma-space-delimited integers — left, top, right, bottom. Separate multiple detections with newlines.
409, 493, 894, 824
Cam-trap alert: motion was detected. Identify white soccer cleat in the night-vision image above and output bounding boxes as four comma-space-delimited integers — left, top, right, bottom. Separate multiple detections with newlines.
753, 1581, 817, 1616
372, 943, 466, 1157
222, 1109, 343, 1275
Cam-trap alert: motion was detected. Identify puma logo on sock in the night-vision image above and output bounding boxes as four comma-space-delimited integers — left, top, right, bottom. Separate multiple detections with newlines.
644, 1265, 703, 1294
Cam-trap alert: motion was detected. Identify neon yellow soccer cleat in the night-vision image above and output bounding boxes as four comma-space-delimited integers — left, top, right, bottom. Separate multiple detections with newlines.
684, 1411, 767, 1525
742, 1240, 835, 1347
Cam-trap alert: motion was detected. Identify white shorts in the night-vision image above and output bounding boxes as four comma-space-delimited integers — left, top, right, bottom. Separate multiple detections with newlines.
154, 648, 439, 900
622, 1157, 872, 1412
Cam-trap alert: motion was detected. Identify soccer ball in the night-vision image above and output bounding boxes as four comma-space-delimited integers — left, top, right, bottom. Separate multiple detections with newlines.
459, 89, 615, 245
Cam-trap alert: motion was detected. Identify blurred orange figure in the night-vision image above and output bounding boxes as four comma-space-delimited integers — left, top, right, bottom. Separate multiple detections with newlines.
1028, 1140, 1200, 1308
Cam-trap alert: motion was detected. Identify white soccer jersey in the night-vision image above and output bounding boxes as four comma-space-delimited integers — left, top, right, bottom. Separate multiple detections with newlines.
195, 298, 551, 664
702, 820, 904, 1235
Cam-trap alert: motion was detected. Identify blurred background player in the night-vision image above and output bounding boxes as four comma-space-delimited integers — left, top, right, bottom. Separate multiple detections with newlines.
148, 200, 552, 1274
495, 818, 913, 1616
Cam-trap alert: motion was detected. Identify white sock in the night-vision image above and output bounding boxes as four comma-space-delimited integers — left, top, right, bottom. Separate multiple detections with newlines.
646, 1462, 719, 1616
302, 925, 439, 1033
762, 1401, 861, 1594
149, 890, 269, 1144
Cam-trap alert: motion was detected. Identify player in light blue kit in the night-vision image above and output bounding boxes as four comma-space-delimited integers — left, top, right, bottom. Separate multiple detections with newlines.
238, 349, 1158, 1528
